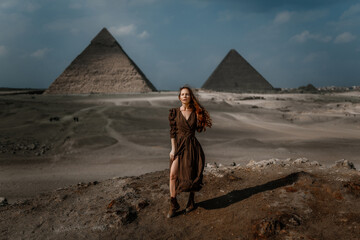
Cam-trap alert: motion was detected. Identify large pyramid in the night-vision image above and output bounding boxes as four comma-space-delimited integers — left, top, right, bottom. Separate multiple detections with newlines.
45, 28, 156, 94
202, 49, 273, 92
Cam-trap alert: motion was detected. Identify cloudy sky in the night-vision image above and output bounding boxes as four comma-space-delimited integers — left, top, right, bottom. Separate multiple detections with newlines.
0, 0, 359, 90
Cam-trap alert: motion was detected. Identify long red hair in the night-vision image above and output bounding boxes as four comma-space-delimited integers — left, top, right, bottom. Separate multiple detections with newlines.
179, 86, 212, 132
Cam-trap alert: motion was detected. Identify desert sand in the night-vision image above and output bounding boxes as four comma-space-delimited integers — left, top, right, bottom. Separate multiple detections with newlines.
0, 90, 359, 204
1, 90, 360, 239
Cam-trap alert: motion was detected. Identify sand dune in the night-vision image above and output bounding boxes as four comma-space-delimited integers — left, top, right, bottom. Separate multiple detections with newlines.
0, 91, 360, 203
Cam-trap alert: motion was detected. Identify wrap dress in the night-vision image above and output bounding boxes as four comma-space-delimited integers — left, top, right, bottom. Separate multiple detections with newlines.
169, 107, 205, 193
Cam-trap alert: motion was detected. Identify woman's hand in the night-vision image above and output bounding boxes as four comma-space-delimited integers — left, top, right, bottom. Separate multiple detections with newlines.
169, 149, 175, 161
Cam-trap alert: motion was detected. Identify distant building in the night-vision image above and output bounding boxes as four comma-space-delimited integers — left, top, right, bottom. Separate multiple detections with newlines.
45, 28, 156, 94
202, 49, 273, 92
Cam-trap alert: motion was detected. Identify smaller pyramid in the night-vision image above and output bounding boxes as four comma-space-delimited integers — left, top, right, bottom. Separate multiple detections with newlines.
45, 28, 156, 94
202, 49, 273, 92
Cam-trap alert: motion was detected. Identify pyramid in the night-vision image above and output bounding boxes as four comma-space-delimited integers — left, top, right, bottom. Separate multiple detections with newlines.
202, 49, 273, 92
45, 28, 156, 94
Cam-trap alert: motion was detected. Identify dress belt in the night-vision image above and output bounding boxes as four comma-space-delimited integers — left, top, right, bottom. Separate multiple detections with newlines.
178, 133, 195, 138
174, 132, 195, 158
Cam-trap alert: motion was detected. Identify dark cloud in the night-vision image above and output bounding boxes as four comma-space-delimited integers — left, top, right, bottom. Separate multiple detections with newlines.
0, 0, 359, 89
209, 0, 356, 13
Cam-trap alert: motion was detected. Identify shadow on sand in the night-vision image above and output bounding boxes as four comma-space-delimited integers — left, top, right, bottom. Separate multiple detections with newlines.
198, 171, 309, 210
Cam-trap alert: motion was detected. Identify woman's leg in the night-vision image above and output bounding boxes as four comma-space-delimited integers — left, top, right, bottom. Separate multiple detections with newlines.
168, 157, 180, 218
169, 157, 178, 198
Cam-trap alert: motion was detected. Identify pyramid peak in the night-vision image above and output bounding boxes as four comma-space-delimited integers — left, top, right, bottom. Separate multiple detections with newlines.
98, 27, 112, 36
226, 49, 241, 57
91, 27, 118, 47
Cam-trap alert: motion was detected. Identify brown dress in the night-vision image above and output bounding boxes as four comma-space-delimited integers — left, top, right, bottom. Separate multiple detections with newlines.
169, 107, 205, 194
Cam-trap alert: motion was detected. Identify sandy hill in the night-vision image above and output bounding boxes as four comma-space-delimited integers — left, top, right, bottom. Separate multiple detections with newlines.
1, 160, 359, 239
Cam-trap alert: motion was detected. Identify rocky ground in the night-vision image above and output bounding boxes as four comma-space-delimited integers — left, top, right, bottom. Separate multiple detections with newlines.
1, 158, 359, 240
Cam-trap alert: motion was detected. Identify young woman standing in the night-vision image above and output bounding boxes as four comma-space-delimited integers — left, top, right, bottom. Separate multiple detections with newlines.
168, 86, 212, 218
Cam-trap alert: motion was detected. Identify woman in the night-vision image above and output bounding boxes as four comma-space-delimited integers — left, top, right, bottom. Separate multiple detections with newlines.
168, 86, 212, 218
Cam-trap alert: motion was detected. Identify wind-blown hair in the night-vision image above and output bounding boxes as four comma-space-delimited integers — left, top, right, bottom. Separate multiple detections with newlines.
178, 86, 212, 132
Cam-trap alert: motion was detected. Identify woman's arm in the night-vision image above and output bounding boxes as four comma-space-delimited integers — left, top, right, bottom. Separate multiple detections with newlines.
169, 138, 176, 160
169, 108, 177, 160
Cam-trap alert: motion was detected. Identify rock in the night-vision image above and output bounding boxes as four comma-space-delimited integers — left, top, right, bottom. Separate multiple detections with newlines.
0, 197, 8, 206
268, 158, 280, 165
294, 158, 309, 164
246, 160, 256, 167
226, 174, 241, 181
343, 181, 360, 197
77, 182, 86, 186
333, 159, 356, 170
28, 143, 36, 150
247, 158, 283, 168
252, 213, 301, 239
245, 157, 325, 169
309, 161, 321, 166
135, 199, 149, 211
116, 207, 137, 225
206, 162, 218, 168
252, 217, 284, 238
107, 193, 143, 225
49, 117, 60, 122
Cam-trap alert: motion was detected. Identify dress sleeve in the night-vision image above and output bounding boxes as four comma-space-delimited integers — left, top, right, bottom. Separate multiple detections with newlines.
168, 108, 177, 138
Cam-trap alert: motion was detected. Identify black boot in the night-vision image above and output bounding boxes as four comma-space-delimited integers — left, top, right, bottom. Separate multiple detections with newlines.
186, 192, 195, 213
167, 197, 180, 218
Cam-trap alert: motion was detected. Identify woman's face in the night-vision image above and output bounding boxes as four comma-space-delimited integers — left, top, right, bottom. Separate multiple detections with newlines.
179, 88, 191, 105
